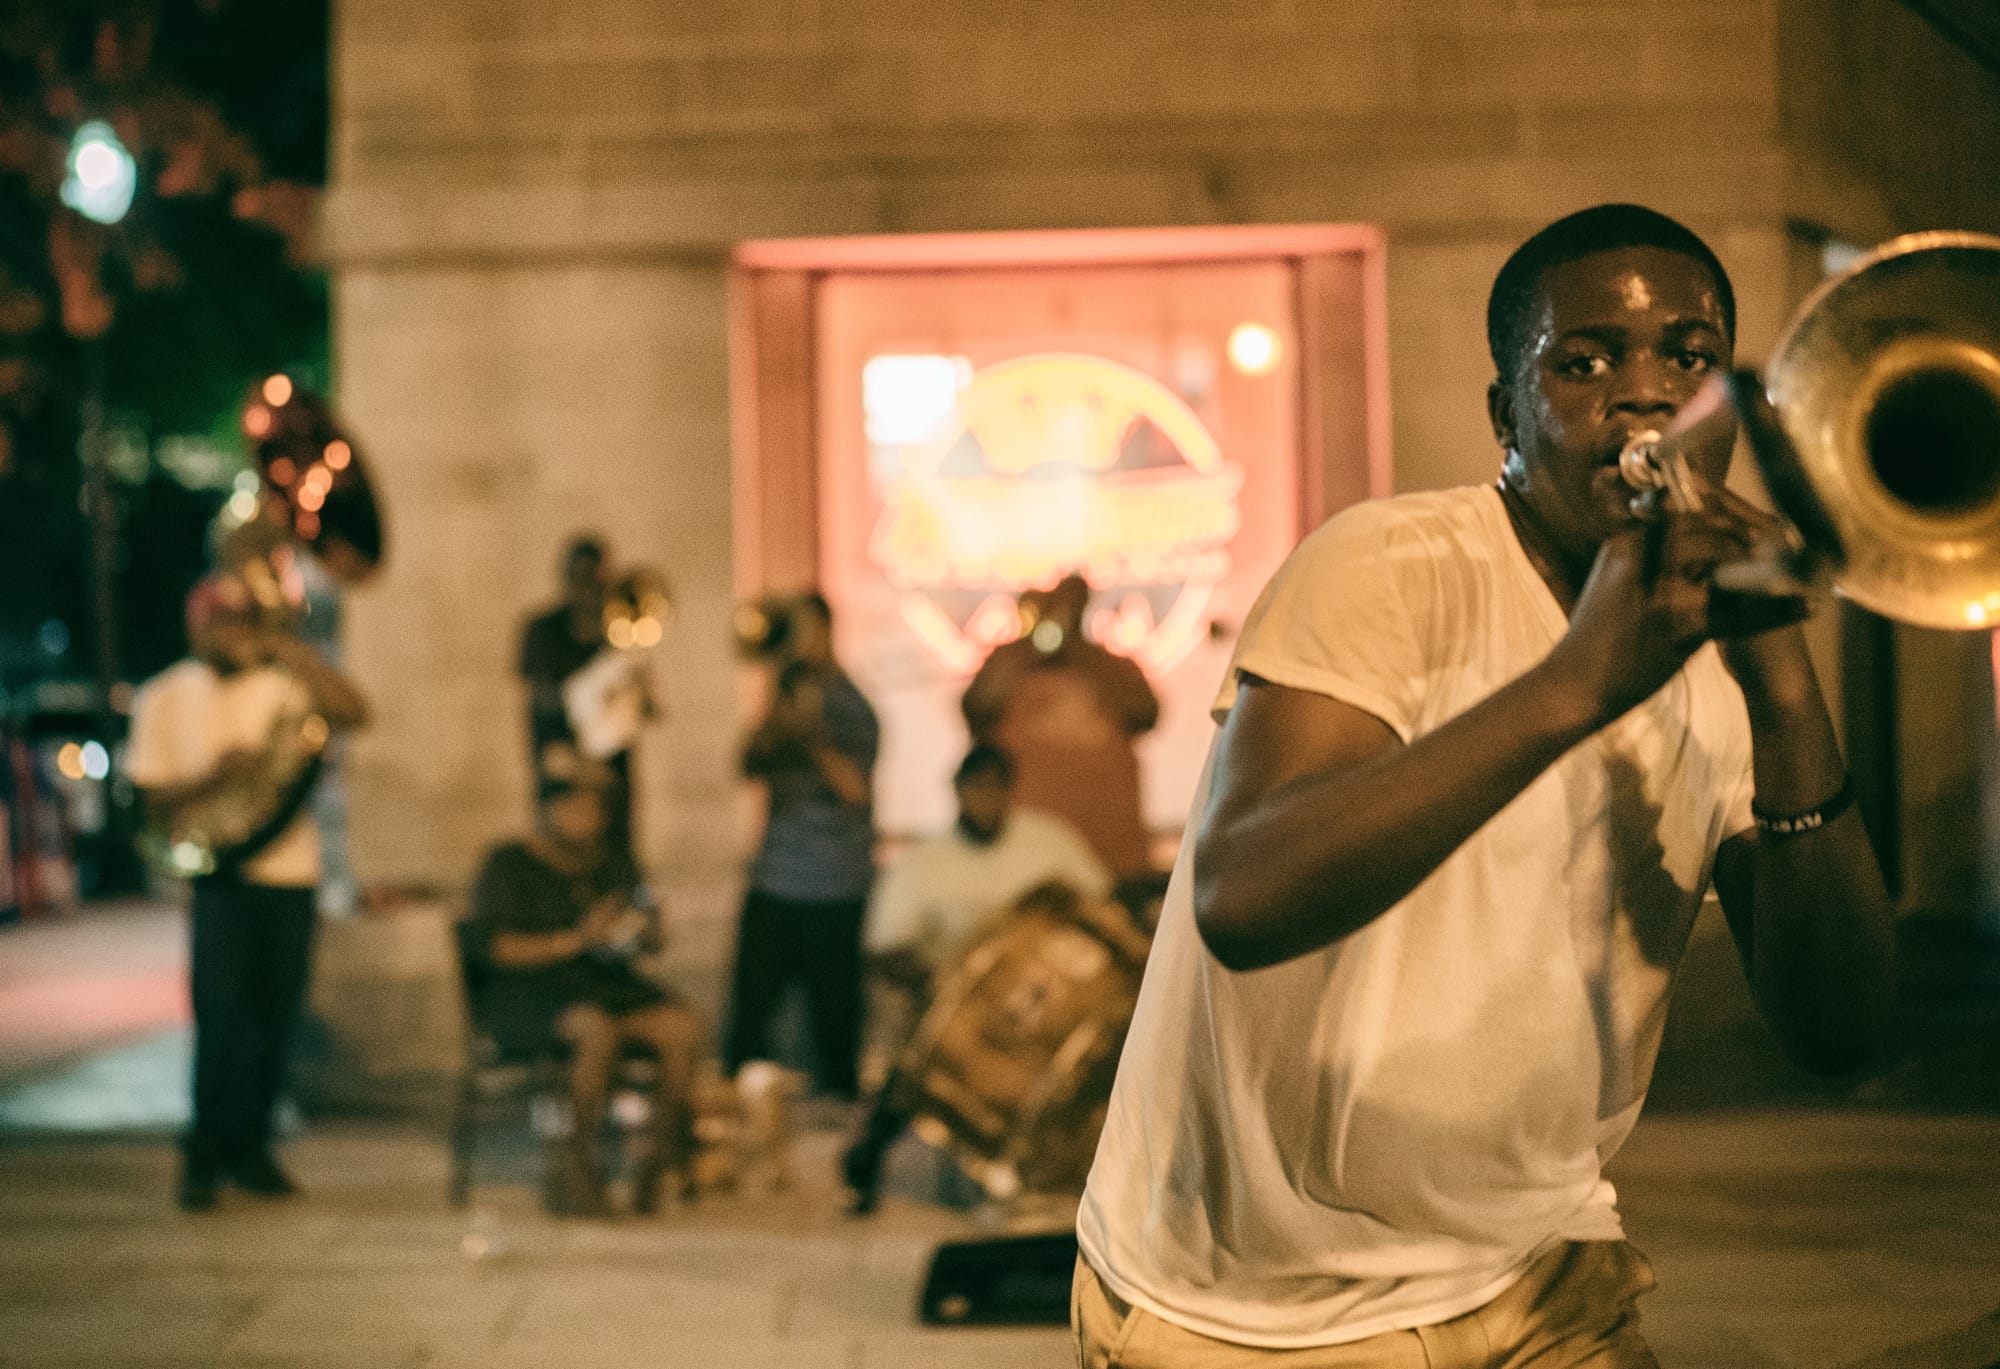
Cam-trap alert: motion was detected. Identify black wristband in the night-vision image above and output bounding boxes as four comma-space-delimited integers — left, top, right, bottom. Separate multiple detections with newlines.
1751, 781, 1855, 836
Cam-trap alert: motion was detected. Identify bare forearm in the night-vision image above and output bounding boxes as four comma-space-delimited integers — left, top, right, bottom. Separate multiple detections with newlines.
812, 746, 870, 807
488, 927, 588, 969
267, 639, 369, 728
1196, 663, 1600, 969
1744, 816, 1893, 1072
1737, 672, 1894, 1072
136, 772, 231, 815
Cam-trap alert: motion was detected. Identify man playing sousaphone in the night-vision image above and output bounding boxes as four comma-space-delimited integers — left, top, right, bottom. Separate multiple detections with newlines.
127, 574, 369, 1212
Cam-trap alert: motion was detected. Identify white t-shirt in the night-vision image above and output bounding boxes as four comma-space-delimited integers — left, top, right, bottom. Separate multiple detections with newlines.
125, 660, 321, 889
865, 806, 1113, 971
1077, 485, 1755, 1348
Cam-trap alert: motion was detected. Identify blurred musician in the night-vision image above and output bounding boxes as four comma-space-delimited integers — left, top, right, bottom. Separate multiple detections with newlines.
842, 742, 1111, 1215
518, 535, 652, 867
722, 592, 879, 1102
962, 573, 1160, 879
127, 577, 368, 1212
864, 743, 1110, 995
467, 753, 701, 1217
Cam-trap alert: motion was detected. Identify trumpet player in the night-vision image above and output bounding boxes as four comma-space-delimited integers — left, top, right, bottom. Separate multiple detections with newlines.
1075, 205, 1893, 1368
722, 592, 880, 1102
126, 575, 368, 1213
518, 535, 657, 868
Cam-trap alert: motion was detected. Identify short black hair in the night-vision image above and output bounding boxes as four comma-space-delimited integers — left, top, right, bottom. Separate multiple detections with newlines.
563, 534, 607, 567
1486, 204, 1736, 381
954, 743, 1014, 786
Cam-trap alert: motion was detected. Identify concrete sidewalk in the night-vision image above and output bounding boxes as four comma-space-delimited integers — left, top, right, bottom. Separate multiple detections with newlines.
3, 900, 1998, 1367
0, 1122, 1074, 1369
1, 1108, 1997, 1368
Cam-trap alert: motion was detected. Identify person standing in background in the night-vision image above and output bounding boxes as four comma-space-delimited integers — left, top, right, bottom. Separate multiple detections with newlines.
723, 593, 879, 1102
519, 535, 642, 868
963, 573, 1160, 880
127, 577, 369, 1212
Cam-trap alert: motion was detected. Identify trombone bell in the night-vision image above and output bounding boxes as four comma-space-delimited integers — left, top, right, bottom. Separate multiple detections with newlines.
1764, 230, 2000, 630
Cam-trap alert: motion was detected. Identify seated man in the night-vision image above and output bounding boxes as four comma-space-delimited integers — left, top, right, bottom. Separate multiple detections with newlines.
467, 757, 702, 1217
841, 742, 1112, 1214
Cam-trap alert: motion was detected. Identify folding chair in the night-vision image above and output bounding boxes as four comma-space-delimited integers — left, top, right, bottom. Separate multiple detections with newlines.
446, 919, 660, 1209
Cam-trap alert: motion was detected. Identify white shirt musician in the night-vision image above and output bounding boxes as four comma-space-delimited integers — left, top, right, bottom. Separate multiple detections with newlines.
126, 576, 366, 1213
1075, 205, 1892, 1368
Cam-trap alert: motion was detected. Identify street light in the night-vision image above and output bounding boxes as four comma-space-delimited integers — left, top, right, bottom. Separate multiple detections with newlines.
61, 121, 136, 227
63, 118, 140, 892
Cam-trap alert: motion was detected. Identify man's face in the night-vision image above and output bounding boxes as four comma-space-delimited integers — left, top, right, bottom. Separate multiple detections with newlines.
955, 771, 1011, 842
563, 553, 605, 609
1489, 245, 1734, 560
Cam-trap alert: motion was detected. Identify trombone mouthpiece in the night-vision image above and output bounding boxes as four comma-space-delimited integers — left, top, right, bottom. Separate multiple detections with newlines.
1617, 431, 1667, 494
1617, 429, 1705, 513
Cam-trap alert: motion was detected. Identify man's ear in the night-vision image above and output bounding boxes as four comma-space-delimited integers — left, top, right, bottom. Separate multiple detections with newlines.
1486, 379, 1518, 453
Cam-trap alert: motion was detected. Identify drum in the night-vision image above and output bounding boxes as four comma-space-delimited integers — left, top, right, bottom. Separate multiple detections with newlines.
890, 883, 1149, 1200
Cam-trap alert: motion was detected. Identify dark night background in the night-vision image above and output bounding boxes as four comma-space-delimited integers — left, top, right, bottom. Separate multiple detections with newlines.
0, 0, 329, 696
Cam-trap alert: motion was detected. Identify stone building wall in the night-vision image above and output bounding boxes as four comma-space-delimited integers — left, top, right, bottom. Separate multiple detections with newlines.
327, 0, 2000, 906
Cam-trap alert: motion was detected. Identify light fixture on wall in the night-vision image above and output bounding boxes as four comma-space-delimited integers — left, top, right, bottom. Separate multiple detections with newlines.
61, 121, 136, 226
1226, 322, 1283, 376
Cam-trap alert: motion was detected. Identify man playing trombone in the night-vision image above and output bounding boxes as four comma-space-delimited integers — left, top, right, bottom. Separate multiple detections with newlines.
1074, 205, 1893, 1368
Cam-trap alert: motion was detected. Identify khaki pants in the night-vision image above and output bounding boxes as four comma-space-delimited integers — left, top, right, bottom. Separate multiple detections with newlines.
1072, 1242, 1660, 1369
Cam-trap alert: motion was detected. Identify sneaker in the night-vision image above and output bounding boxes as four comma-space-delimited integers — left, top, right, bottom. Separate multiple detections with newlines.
226, 1151, 300, 1198
177, 1155, 220, 1213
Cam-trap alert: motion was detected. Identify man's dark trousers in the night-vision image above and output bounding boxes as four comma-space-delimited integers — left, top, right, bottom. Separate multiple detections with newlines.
185, 876, 317, 1164
723, 888, 865, 1099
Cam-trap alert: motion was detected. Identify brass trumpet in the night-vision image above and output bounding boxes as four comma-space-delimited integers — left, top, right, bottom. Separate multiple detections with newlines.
562, 566, 674, 760
1620, 230, 2000, 629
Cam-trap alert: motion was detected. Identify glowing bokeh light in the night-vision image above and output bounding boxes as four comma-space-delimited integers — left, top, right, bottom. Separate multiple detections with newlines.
80, 741, 111, 780
61, 122, 136, 225
267, 457, 296, 486
862, 354, 972, 446
243, 405, 272, 439
324, 440, 351, 470
262, 374, 294, 407
56, 743, 86, 780
1226, 322, 1283, 376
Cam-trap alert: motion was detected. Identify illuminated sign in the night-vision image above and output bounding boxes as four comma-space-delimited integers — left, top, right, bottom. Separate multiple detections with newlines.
866, 352, 1244, 675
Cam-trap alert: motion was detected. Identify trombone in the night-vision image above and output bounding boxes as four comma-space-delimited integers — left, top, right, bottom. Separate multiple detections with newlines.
1619, 230, 2000, 630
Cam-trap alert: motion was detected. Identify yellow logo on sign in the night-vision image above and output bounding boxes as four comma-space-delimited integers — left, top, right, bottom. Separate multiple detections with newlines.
868, 353, 1243, 674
